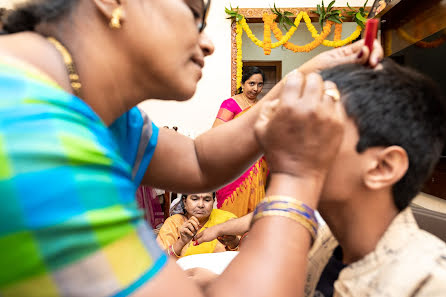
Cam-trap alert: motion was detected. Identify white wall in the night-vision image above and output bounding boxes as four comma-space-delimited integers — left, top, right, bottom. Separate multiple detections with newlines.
139, 0, 370, 136
0, 0, 11, 8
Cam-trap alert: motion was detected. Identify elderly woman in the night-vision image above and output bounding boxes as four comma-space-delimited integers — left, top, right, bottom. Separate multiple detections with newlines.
0, 0, 382, 295
157, 193, 239, 257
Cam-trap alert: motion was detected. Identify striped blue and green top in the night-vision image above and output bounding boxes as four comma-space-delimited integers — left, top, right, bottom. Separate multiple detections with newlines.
0, 60, 167, 296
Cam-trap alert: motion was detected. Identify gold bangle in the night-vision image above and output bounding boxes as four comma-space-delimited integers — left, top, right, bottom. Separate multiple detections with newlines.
226, 244, 239, 251
253, 196, 319, 241
169, 245, 180, 258
260, 196, 317, 218
253, 210, 317, 240
257, 201, 318, 226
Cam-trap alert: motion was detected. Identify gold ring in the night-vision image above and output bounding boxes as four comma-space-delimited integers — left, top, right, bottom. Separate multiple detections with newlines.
324, 88, 341, 102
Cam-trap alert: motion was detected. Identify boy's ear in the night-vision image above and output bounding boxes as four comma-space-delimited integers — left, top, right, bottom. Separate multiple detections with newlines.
363, 146, 409, 191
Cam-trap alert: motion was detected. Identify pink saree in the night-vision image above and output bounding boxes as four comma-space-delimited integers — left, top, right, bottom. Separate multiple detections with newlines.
215, 98, 269, 218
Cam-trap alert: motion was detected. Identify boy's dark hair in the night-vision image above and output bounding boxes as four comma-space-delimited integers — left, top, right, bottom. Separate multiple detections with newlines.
1, 0, 78, 33
321, 59, 446, 210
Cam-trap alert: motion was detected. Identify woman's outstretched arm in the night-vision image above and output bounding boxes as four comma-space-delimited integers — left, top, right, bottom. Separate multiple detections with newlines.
141, 40, 381, 194
135, 70, 345, 297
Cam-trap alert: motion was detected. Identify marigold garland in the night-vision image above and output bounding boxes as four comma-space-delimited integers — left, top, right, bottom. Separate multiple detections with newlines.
271, 19, 333, 52
240, 18, 263, 47
322, 25, 361, 47
233, 11, 364, 90
236, 21, 243, 90
334, 23, 342, 42
271, 12, 304, 48
240, 12, 363, 51
263, 14, 274, 55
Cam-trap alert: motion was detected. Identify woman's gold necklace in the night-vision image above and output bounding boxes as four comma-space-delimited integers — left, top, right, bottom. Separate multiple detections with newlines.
240, 92, 255, 109
47, 37, 82, 97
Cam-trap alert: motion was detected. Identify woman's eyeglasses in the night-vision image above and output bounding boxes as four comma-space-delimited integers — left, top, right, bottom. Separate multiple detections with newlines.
197, 0, 211, 33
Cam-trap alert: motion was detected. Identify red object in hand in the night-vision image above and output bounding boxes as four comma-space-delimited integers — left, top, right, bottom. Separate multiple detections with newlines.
364, 19, 379, 54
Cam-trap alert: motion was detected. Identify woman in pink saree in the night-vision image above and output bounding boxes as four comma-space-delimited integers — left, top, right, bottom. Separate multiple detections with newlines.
212, 67, 268, 217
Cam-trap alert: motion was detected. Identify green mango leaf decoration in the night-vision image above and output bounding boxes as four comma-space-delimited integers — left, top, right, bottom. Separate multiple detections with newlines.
270, 4, 296, 31
311, 0, 344, 28
343, 0, 368, 28
225, 5, 244, 23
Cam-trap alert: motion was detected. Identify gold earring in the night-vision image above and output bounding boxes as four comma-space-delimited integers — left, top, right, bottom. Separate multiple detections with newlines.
109, 7, 123, 29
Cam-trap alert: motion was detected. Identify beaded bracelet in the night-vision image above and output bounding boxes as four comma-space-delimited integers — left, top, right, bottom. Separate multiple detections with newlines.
252, 196, 318, 241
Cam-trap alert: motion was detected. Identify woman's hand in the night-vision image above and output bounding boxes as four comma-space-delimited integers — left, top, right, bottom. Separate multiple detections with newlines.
195, 225, 222, 244
194, 227, 240, 249
218, 235, 240, 250
299, 39, 384, 74
254, 71, 345, 181
179, 216, 201, 244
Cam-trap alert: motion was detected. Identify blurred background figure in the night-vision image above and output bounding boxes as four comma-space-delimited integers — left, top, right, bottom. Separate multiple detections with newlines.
157, 192, 239, 258
212, 66, 269, 217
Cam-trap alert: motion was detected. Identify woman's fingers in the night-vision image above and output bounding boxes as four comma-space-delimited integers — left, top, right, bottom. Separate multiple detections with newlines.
183, 228, 195, 238
334, 39, 382, 67
195, 227, 219, 244
186, 223, 198, 234
356, 45, 370, 65
189, 217, 200, 231
356, 40, 383, 67
370, 39, 384, 67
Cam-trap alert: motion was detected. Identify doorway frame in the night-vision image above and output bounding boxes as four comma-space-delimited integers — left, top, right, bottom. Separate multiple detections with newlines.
243, 60, 282, 83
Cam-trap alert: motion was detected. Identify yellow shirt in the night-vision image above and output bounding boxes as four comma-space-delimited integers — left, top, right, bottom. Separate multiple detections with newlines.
157, 209, 237, 257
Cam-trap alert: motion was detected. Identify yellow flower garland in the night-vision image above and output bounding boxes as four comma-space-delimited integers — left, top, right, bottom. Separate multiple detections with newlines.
263, 14, 274, 55
240, 12, 362, 50
305, 10, 361, 48
271, 19, 333, 52
240, 18, 263, 47
322, 25, 361, 47
271, 12, 304, 48
334, 23, 342, 42
234, 11, 363, 90
236, 21, 243, 90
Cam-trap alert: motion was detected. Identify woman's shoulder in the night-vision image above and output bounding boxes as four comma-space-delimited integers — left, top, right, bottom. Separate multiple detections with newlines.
165, 214, 187, 225
219, 97, 242, 113
220, 97, 237, 105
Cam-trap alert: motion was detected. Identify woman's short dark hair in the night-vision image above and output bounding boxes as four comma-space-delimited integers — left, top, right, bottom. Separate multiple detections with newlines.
1, 0, 78, 33
237, 66, 266, 94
